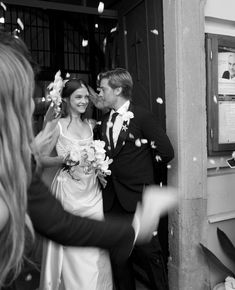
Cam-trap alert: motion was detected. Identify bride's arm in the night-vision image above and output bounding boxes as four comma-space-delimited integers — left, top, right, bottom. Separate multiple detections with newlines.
34, 120, 63, 169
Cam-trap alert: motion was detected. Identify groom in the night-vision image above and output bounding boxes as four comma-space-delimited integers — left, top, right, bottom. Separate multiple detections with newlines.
96, 68, 174, 290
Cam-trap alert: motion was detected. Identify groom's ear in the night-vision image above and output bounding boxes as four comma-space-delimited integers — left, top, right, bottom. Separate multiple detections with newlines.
114, 87, 122, 96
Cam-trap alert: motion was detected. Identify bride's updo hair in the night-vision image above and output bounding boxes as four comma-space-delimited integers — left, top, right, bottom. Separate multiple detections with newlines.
62, 78, 89, 100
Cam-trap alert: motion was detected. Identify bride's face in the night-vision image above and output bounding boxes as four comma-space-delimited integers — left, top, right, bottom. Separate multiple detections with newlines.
68, 86, 89, 115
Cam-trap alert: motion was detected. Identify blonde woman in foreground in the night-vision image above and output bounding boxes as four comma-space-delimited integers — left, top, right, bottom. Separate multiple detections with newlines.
0, 43, 35, 288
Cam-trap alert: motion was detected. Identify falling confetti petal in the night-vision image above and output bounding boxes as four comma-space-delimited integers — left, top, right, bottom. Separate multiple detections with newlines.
110, 26, 117, 33
155, 155, 162, 162
17, 18, 24, 30
25, 274, 32, 281
12, 28, 20, 36
95, 23, 98, 29
0, 17, 4, 23
0, 2, 6, 11
82, 39, 88, 47
152, 231, 158, 236
151, 141, 157, 149
141, 139, 148, 144
213, 95, 217, 104
107, 121, 114, 128
209, 159, 215, 165
103, 37, 107, 53
193, 157, 197, 161
103, 37, 107, 46
167, 164, 172, 169
160, 182, 163, 188
42, 97, 45, 102
98, 2, 104, 14
156, 97, 163, 104
150, 29, 158, 35
96, 121, 101, 126
129, 133, 134, 139
135, 139, 141, 147
66, 72, 70, 78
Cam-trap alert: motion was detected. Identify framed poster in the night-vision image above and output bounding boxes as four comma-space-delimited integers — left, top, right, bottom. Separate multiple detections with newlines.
206, 34, 235, 155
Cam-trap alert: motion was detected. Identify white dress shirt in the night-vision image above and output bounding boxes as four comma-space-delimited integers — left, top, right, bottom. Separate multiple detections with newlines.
106, 100, 130, 147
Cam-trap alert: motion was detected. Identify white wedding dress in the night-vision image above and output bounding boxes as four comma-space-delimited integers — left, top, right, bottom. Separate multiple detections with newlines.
40, 121, 113, 290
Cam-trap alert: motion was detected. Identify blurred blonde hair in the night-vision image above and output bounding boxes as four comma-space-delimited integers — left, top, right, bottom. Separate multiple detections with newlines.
0, 43, 35, 287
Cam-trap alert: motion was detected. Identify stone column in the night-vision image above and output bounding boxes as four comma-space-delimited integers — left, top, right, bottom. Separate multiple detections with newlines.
163, 0, 209, 289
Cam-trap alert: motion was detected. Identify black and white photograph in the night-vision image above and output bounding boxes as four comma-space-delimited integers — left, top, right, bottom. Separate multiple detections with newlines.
1, 1, 235, 290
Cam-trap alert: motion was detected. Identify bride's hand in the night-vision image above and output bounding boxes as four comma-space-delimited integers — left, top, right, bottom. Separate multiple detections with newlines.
97, 171, 107, 188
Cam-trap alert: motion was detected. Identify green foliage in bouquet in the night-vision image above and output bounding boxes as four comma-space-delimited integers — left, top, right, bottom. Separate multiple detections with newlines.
200, 228, 235, 278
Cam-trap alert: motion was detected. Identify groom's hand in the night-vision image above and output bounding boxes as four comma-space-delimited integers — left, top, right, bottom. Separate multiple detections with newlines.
133, 185, 178, 244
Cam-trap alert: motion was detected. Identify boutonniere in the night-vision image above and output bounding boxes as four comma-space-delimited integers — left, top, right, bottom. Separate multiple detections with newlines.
122, 111, 134, 124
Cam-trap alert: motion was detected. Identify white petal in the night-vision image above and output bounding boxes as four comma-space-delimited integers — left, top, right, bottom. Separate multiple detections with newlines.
150, 29, 158, 35
141, 139, 148, 144
17, 18, 24, 30
82, 39, 88, 47
98, 2, 104, 13
135, 139, 141, 147
156, 97, 163, 104
110, 26, 117, 33
0, 2, 7, 11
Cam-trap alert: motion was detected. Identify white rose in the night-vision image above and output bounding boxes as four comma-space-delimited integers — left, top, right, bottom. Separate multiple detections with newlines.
122, 111, 134, 122
70, 149, 81, 162
86, 147, 96, 162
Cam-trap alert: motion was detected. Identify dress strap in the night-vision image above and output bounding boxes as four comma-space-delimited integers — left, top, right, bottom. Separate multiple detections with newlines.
87, 118, 96, 130
57, 121, 63, 135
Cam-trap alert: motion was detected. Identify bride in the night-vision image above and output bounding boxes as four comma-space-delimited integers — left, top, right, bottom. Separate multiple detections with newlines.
39, 77, 113, 290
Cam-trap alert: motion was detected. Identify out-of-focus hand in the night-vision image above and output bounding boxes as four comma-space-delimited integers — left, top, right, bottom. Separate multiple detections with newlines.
88, 85, 108, 112
134, 185, 178, 244
43, 102, 60, 127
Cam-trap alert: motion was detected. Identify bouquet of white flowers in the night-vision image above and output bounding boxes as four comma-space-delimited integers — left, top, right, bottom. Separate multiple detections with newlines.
63, 140, 112, 183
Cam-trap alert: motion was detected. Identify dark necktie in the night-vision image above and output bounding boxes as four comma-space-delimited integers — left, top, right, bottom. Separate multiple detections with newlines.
109, 112, 118, 151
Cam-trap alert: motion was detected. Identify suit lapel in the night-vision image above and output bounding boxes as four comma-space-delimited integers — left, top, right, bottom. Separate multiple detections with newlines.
101, 113, 110, 153
112, 103, 134, 157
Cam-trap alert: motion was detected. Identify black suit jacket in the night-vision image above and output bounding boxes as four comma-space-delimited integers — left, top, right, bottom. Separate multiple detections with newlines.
27, 172, 135, 262
98, 103, 174, 213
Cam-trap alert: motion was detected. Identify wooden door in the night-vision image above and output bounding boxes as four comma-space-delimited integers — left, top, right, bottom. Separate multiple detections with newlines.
118, 0, 165, 129
118, 0, 169, 278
